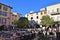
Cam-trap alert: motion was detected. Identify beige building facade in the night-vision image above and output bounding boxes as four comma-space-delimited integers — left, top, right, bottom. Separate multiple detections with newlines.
25, 10, 46, 24
39, 3, 60, 24
46, 3, 60, 14
25, 3, 60, 25
46, 3, 60, 22
50, 13, 60, 22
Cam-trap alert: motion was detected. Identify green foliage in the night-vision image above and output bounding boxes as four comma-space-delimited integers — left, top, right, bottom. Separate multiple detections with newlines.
18, 17, 29, 28
13, 17, 29, 28
40, 15, 54, 27
13, 19, 19, 25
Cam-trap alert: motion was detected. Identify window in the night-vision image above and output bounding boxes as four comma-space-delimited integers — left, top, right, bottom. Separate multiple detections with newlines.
3, 6, 8, 11
31, 17, 33, 20
0, 12, 7, 16
3, 12, 7, 16
36, 16, 38, 19
2, 18, 7, 24
12, 22, 13, 24
41, 12, 43, 15
0, 5, 1, 9
57, 8, 59, 13
0, 11, 2, 15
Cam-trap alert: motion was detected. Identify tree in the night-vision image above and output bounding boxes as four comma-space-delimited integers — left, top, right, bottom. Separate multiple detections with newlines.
13, 19, 19, 25
40, 15, 54, 27
40, 15, 54, 40
18, 17, 29, 28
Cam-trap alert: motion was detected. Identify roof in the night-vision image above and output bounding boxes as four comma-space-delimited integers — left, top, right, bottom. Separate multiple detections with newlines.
29, 11, 40, 14
13, 12, 21, 15
0, 3, 12, 9
47, 3, 60, 8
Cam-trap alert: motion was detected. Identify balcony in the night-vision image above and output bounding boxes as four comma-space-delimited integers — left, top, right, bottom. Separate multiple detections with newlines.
53, 18, 60, 22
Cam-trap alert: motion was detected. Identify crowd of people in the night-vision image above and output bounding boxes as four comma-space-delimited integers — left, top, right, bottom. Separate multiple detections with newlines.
0, 25, 60, 40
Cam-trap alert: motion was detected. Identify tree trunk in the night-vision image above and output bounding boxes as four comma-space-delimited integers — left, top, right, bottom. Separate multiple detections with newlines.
45, 26, 48, 40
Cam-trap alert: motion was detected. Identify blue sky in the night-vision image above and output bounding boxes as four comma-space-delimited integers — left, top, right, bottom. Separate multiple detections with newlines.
0, 0, 60, 16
